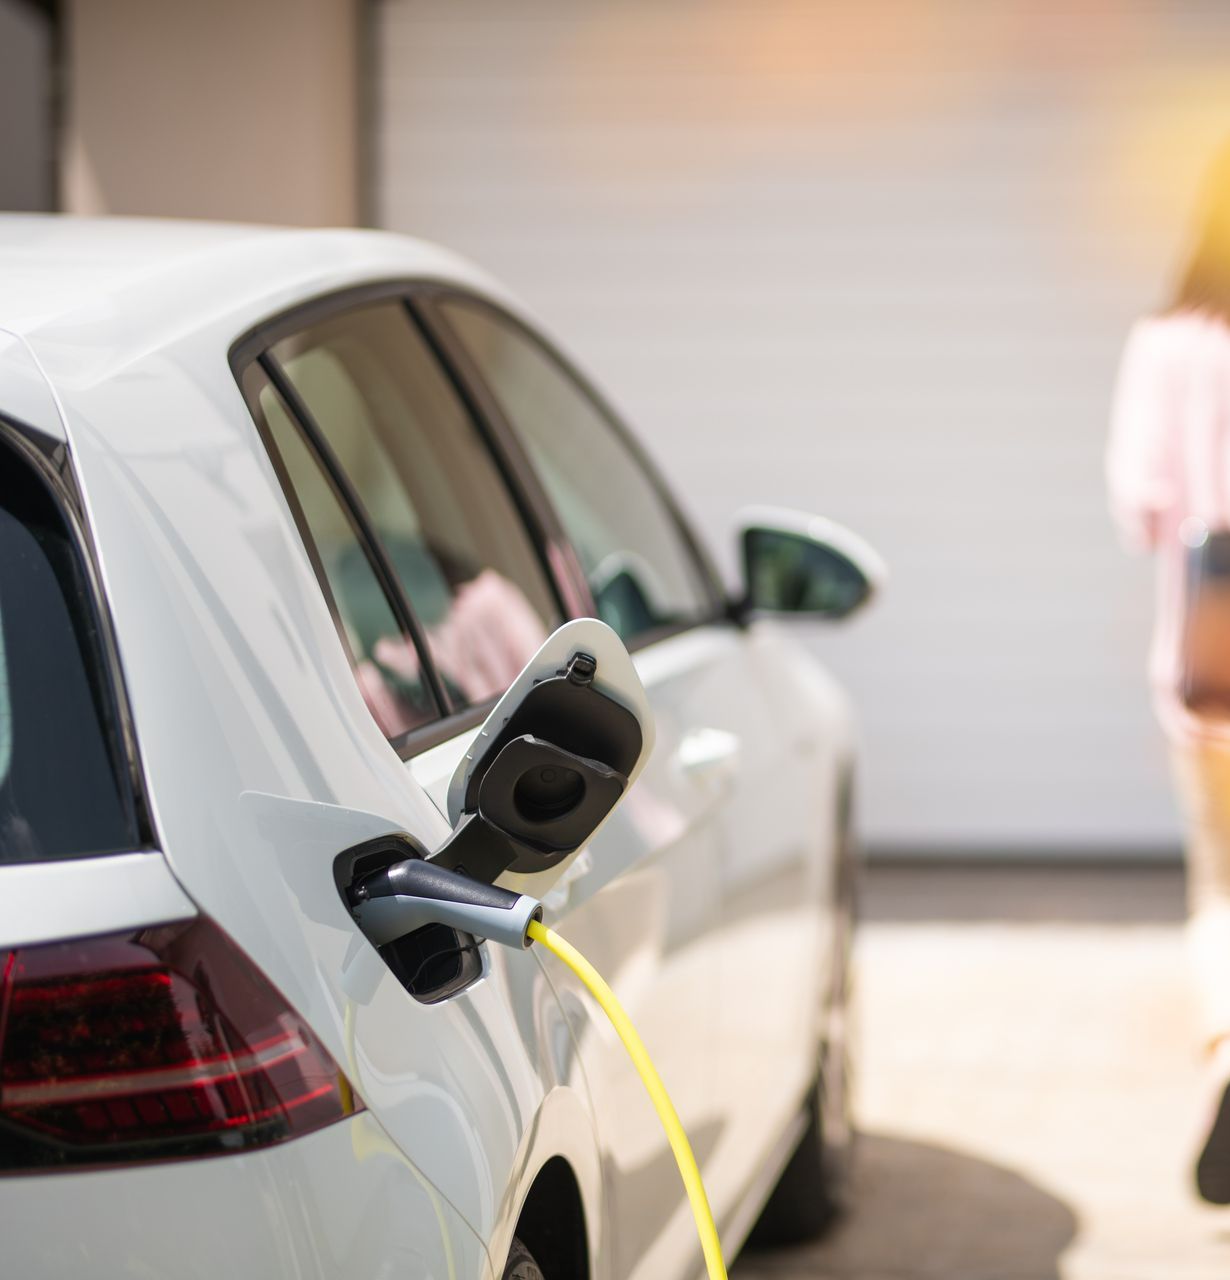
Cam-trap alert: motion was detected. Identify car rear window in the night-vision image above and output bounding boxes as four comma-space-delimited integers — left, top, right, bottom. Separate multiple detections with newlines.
0, 433, 140, 863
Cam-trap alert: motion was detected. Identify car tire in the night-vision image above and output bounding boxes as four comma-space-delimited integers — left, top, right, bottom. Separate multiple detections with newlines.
745, 1049, 851, 1247
502, 1238, 547, 1280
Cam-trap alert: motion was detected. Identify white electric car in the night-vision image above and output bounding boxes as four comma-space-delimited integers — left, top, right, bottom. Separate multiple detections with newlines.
0, 217, 880, 1280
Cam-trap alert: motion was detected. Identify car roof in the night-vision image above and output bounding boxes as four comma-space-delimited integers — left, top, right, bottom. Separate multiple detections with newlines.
0, 215, 515, 442
0, 214, 505, 351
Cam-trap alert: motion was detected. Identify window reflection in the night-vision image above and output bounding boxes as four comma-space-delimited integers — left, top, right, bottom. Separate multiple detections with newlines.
271, 303, 558, 714
245, 366, 437, 738
440, 298, 713, 645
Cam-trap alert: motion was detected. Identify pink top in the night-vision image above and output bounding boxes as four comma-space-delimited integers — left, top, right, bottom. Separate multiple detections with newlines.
1107, 310, 1230, 738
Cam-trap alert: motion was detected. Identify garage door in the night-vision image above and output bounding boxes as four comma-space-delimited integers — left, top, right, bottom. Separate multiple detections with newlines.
370, 0, 1230, 856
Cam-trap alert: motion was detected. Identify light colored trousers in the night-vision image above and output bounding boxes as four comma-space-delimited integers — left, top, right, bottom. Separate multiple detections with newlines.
1173, 739, 1230, 1051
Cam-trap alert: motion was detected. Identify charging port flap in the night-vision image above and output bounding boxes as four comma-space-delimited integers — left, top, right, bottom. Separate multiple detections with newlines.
436, 620, 654, 884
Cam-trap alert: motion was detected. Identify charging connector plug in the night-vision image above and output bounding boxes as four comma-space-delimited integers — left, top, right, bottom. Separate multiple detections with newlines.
352, 858, 543, 951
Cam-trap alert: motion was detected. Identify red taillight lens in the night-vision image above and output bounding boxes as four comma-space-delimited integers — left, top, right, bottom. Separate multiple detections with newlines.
0, 918, 362, 1171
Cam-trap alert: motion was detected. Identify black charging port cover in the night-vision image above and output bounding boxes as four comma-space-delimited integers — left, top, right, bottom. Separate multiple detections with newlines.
460, 657, 643, 817
432, 652, 644, 879
478, 735, 627, 857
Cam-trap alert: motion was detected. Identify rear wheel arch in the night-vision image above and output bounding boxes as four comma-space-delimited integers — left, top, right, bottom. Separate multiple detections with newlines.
507, 1156, 589, 1280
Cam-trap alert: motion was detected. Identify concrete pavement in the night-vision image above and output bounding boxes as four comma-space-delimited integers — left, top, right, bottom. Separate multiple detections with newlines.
734, 863, 1230, 1280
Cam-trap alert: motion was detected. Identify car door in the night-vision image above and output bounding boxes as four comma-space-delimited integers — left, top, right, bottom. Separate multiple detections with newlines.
425, 294, 837, 1271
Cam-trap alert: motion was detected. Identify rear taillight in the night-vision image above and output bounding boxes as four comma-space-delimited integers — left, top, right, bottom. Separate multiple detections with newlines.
0, 917, 362, 1171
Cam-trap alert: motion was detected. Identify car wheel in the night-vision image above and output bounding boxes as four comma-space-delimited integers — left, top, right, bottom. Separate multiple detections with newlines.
502, 1238, 547, 1280
745, 1047, 851, 1247
818, 829, 858, 1210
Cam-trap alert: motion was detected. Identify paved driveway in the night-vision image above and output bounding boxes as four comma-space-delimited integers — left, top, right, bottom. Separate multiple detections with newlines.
734, 863, 1230, 1280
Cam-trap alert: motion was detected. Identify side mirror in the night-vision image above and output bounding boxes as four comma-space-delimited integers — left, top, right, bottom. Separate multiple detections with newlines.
430, 618, 654, 885
738, 506, 886, 621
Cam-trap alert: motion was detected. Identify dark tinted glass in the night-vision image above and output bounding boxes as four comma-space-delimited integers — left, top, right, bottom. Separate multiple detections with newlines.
270, 303, 557, 711
244, 366, 439, 737
439, 299, 713, 645
744, 528, 871, 617
0, 437, 138, 862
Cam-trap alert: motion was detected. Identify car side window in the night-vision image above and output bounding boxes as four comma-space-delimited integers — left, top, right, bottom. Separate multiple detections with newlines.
243, 364, 440, 738
0, 431, 141, 863
438, 298, 715, 645
266, 301, 558, 715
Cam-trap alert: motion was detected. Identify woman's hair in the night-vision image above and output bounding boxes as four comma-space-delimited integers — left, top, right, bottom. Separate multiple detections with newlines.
1172, 141, 1230, 321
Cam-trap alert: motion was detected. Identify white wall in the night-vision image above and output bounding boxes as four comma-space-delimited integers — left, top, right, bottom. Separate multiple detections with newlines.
371, 1, 1230, 853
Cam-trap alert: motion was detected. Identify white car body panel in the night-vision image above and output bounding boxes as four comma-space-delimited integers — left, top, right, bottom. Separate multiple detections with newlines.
0, 215, 857, 1280
0, 851, 196, 949
5, 1113, 494, 1280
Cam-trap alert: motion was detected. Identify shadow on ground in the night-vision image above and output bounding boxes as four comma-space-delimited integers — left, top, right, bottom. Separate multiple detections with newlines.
734, 1132, 1078, 1279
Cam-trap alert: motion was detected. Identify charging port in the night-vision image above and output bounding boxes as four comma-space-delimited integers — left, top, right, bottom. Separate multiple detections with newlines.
334, 837, 483, 1004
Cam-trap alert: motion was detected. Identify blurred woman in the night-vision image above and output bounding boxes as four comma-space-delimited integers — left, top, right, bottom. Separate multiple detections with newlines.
1108, 141, 1230, 1204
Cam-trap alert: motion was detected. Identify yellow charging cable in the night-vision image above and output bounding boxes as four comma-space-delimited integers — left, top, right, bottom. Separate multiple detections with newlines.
526, 917, 728, 1280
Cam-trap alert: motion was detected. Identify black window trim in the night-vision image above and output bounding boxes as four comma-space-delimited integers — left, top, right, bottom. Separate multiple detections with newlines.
407, 294, 597, 622
418, 285, 731, 634
229, 276, 732, 762
0, 413, 155, 857
403, 294, 587, 623
255, 352, 452, 725
242, 362, 450, 741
